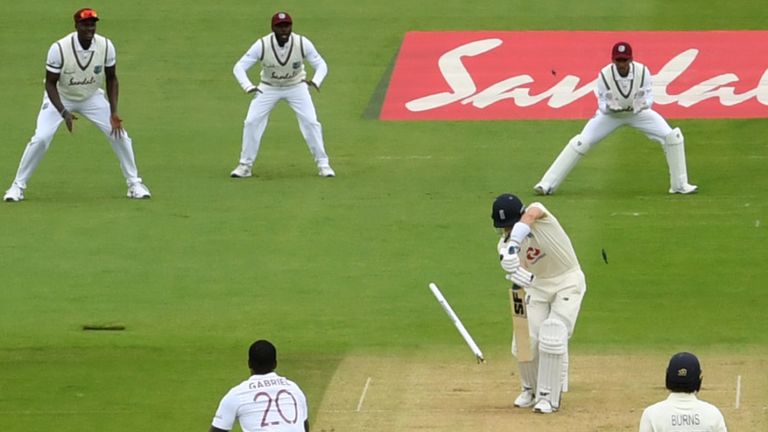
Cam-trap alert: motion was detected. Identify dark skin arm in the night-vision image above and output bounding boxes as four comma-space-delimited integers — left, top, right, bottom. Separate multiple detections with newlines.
105, 64, 124, 138
303, 79, 319, 91
208, 419, 309, 431
45, 70, 77, 132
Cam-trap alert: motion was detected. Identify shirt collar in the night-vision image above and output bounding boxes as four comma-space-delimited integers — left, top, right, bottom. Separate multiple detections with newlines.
612, 62, 635, 80
667, 392, 698, 402
72, 32, 96, 52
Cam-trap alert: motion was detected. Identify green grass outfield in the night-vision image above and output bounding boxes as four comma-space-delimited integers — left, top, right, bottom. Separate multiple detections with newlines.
1, 1, 766, 431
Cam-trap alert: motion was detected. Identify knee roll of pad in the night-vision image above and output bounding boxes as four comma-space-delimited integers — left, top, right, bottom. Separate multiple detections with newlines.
566, 134, 591, 155
664, 127, 684, 147
538, 318, 568, 355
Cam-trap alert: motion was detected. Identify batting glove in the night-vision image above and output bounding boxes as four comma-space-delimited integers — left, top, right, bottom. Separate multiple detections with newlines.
506, 268, 534, 288
499, 241, 521, 272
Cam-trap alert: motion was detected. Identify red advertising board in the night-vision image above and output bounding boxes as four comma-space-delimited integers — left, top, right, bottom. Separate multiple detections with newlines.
380, 31, 768, 120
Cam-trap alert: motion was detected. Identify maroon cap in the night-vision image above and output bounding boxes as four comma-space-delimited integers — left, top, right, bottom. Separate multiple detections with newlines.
74, 8, 99, 23
612, 42, 633, 60
271, 12, 292, 26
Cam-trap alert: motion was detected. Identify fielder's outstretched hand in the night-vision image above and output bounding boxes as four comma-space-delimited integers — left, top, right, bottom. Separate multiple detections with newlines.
110, 113, 125, 138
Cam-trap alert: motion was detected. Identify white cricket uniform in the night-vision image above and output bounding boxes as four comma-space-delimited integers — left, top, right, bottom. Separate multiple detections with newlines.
499, 202, 586, 346
579, 61, 672, 148
639, 393, 728, 432
535, 59, 696, 195
212, 372, 309, 432
233, 33, 330, 168
9, 32, 143, 190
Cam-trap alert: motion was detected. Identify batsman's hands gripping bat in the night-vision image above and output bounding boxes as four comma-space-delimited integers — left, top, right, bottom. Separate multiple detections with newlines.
110, 114, 125, 138
498, 239, 522, 272
506, 267, 535, 288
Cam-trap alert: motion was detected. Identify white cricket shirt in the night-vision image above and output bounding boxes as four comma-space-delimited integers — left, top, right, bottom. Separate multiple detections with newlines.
233, 32, 328, 91
212, 372, 308, 432
47, 32, 115, 101
639, 392, 727, 432
520, 202, 580, 279
597, 61, 653, 114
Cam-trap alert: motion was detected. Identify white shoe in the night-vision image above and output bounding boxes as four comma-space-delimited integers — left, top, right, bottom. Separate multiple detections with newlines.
318, 165, 336, 177
669, 183, 698, 194
533, 184, 552, 195
514, 389, 536, 408
230, 164, 252, 178
3, 184, 24, 202
533, 398, 556, 414
127, 182, 151, 199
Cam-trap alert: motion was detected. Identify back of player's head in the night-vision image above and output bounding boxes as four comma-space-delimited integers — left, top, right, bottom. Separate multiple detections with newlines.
248, 339, 278, 373
665, 352, 702, 393
491, 193, 525, 228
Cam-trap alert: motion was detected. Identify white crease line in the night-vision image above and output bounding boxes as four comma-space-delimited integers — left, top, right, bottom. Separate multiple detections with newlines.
735, 375, 742, 409
756, 220, 761, 228
356, 377, 372, 412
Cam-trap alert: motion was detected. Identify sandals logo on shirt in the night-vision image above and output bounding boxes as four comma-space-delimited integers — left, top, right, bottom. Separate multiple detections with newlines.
94, 65, 102, 74
380, 31, 768, 120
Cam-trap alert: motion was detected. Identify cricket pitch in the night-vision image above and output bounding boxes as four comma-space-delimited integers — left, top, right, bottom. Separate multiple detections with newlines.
312, 349, 767, 431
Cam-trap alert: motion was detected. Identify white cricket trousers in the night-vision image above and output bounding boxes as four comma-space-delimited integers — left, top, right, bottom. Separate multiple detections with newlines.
11, 90, 142, 189
512, 268, 586, 356
238, 83, 330, 167
581, 109, 672, 146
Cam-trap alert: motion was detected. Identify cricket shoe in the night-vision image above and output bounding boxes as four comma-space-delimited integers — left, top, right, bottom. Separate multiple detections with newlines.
514, 389, 536, 408
230, 164, 252, 178
3, 184, 24, 202
127, 182, 151, 199
532, 399, 557, 414
669, 183, 698, 194
533, 183, 552, 196
318, 165, 336, 177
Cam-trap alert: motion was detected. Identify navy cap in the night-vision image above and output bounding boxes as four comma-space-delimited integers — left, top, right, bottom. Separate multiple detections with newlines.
666, 352, 702, 392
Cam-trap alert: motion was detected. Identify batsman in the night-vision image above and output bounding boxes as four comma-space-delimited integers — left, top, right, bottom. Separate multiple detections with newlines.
491, 193, 587, 414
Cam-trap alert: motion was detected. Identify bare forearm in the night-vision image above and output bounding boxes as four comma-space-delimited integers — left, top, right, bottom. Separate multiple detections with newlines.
106, 77, 119, 115
45, 80, 66, 115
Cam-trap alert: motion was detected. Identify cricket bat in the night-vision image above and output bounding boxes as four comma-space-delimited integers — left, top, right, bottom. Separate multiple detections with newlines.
509, 285, 533, 362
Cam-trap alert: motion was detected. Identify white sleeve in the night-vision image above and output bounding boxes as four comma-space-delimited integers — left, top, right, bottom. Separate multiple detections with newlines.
294, 383, 309, 423
638, 407, 655, 432
301, 37, 328, 87
596, 70, 611, 114
233, 40, 263, 92
46, 42, 63, 73
211, 390, 238, 431
641, 66, 653, 109
105, 39, 116, 67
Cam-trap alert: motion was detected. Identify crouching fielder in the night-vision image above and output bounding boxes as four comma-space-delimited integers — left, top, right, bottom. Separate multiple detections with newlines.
491, 193, 587, 414
533, 41, 697, 195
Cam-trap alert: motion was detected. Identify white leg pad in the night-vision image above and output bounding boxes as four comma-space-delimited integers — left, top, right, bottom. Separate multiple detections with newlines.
518, 360, 538, 392
537, 319, 568, 408
663, 127, 691, 191
561, 349, 569, 393
536, 135, 586, 194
